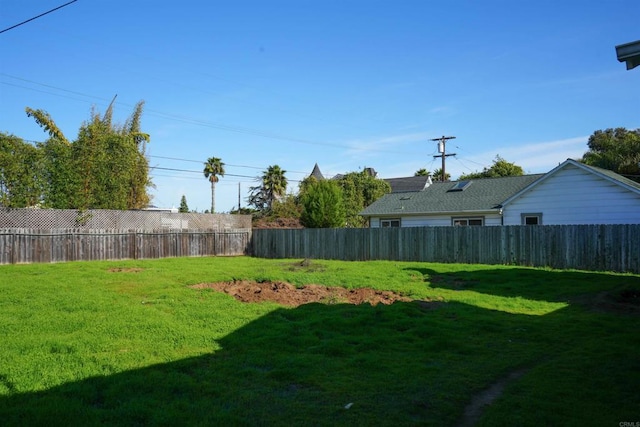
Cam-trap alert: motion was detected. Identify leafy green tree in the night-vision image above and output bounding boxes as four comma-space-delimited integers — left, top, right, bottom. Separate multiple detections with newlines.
335, 170, 391, 227
203, 157, 225, 213
297, 175, 319, 199
458, 155, 524, 180
300, 180, 345, 228
39, 137, 78, 208
248, 165, 288, 212
0, 133, 43, 207
581, 128, 640, 183
270, 193, 302, 219
414, 168, 430, 177
179, 195, 189, 213
24, 102, 152, 210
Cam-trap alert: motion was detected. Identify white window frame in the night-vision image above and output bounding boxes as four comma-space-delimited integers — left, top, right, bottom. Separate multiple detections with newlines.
380, 218, 401, 228
521, 213, 542, 225
452, 217, 484, 226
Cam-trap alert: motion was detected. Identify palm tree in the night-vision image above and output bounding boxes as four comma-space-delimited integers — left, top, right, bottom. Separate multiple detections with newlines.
203, 157, 225, 213
432, 168, 450, 182
414, 168, 430, 177
262, 165, 287, 210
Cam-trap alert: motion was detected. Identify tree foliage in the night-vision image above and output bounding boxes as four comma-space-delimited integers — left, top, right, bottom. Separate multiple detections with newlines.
581, 127, 640, 183
300, 179, 345, 228
432, 168, 451, 182
458, 155, 524, 180
179, 195, 189, 213
248, 165, 288, 212
1, 102, 152, 210
0, 133, 43, 207
334, 170, 391, 227
414, 168, 430, 177
203, 157, 225, 213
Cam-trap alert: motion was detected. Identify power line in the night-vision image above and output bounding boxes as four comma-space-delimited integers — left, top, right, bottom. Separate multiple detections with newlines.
149, 155, 308, 175
151, 166, 302, 183
0, 0, 78, 35
1, 73, 427, 156
19, 138, 309, 178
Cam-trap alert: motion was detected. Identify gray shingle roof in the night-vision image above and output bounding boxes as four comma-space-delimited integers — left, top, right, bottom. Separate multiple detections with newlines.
310, 163, 325, 180
360, 174, 544, 216
385, 176, 432, 193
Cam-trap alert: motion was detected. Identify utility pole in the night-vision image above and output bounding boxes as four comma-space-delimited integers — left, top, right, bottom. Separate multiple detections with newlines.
237, 182, 241, 212
431, 135, 456, 181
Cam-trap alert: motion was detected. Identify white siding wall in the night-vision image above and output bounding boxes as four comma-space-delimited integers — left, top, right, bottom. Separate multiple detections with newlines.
369, 213, 502, 227
503, 164, 640, 225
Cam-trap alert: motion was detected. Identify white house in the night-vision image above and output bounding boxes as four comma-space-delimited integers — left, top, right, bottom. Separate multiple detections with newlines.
360, 159, 640, 227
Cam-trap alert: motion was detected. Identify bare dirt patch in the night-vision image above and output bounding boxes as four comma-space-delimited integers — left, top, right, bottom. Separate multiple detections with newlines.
109, 267, 144, 273
191, 280, 417, 307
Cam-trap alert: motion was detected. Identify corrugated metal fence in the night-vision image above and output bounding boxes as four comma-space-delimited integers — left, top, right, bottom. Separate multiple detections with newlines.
0, 229, 251, 264
251, 225, 640, 273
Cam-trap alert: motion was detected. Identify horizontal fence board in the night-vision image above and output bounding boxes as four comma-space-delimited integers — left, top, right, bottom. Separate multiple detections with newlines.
251, 225, 640, 273
0, 229, 251, 264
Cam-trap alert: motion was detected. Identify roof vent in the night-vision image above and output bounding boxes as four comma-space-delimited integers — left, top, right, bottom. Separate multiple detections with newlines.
448, 180, 472, 192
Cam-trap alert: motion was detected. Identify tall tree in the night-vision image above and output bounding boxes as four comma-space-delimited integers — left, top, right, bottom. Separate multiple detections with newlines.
0, 133, 43, 207
248, 165, 287, 211
263, 165, 287, 209
24, 102, 152, 210
203, 156, 225, 213
179, 195, 189, 213
458, 155, 524, 180
581, 128, 640, 183
335, 170, 391, 227
300, 179, 345, 228
432, 168, 451, 182
414, 168, 430, 177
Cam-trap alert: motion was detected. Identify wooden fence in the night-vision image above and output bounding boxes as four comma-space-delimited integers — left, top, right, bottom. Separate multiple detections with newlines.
251, 225, 640, 273
3, 225, 639, 273
0, 229, 251, 264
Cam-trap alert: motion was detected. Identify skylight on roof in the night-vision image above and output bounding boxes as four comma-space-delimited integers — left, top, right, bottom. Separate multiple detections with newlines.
448, 181, 472, 192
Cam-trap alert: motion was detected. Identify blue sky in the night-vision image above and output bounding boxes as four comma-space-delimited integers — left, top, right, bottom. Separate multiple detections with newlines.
1, 1, 638, 212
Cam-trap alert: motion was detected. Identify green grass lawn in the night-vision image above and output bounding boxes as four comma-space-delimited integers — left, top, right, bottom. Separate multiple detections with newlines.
1, 257, 639, 426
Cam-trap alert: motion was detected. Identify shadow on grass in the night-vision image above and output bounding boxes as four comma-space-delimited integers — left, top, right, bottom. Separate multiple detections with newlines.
2, 268, 639, 426
405, 266, 640, 305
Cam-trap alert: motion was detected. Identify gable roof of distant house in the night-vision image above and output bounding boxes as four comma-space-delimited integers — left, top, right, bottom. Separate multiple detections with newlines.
501, 158, 640, 206
360, 174, 544, 217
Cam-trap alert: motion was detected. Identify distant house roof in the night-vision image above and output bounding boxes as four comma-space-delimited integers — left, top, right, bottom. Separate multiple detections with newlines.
385, 175, 432, 193
310, 163, 325, 180
361, 174, 544, 217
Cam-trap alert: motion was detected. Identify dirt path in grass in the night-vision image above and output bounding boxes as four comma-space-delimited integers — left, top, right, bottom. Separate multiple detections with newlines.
457, 368, 528, 427
190, 280, 418, 307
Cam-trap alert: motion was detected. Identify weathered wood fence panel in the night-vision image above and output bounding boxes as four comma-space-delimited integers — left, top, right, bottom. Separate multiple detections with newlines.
0, 229, 251, 264
251, 225, 640, 273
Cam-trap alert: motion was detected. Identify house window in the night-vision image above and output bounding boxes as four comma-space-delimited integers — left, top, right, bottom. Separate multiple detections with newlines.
381, 218, 401, 228
452, 217, 484, 226
521, 213, 542, 225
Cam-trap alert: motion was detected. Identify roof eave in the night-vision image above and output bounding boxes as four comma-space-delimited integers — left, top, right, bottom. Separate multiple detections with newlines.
360, 208, 502, 218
